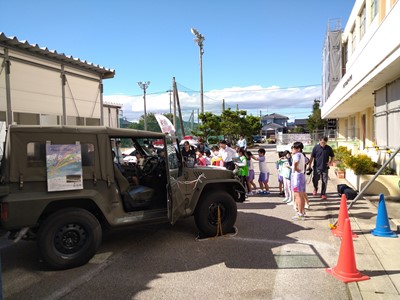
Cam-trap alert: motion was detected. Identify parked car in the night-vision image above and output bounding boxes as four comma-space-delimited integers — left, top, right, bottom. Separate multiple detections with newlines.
253, 135, 265, 143
0, 125, 245, 269
122, 147, 137, 165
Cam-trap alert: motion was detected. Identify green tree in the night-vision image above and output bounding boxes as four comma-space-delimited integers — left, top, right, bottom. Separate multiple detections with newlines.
191, 112, 221, 141
128, 113, 160, 132
220, 109, 244, 142
307, 99, 326, 132
293, 127, 305, 133
245, 115, 262, 140
125, 109, 259, 146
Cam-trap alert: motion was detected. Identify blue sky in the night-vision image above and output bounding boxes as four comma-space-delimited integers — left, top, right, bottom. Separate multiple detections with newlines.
1, 0, 354, 122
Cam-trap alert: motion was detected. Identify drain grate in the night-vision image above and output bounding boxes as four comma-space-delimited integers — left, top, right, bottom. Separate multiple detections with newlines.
274, 253, 326, 269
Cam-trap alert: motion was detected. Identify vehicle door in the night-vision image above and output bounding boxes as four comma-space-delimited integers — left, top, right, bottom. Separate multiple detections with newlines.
165, 136, 187, 224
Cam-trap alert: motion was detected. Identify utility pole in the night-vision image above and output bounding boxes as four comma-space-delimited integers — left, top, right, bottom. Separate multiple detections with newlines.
137, 81, 150, 131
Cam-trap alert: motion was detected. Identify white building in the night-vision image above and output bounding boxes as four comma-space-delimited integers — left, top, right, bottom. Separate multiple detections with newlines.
0, 32, 117, 127
322, 0, 400, 173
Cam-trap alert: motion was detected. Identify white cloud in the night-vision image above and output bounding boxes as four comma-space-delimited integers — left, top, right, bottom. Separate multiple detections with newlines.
104, 85, 321, 123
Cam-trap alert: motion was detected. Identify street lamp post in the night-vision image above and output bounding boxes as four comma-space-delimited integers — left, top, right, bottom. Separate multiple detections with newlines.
191, 28, 205, 114
137, 81, 150, 131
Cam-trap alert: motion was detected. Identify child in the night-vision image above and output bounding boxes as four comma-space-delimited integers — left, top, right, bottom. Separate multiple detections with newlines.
235, 148, 249, 194
281, 150, 293, 204
253, 148, 270, 195
299, 144, 310, 209
276, 151, 285, 196
291, 142, 306, 220
204, 150, 212, 166
211, 145, 224, 167
246, 151, 257, 194
196, 150, 207, 166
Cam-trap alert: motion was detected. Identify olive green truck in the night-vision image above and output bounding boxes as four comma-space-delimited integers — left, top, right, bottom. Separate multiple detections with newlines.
0, 125, 245, 269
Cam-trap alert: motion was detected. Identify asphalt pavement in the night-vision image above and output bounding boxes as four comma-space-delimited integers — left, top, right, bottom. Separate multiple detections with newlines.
251, 143, 400, 300
1, 143, 399, 299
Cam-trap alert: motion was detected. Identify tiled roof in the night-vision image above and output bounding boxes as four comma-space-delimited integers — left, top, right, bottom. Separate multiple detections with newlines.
262, 122, 283, 130
0, 32, 115, 79
294, 119, 308, 125
261, 113, 289, 120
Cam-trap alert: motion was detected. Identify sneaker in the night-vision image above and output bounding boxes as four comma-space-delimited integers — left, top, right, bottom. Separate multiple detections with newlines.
304, 203, 310, 209
286, 200, 294, 205
321, 195, 327, 199
312, 189, 317, 196
257, 190, 263, 194
282, 197, 290, 202
292, 213, 306, 221
262, 191, 270, 195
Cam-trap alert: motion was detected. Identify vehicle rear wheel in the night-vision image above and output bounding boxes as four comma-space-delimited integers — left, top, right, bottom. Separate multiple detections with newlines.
194, 191, 237, 237
38, 208, 102, 270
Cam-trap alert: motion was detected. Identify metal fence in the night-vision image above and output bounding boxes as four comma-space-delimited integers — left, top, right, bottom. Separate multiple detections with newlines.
277, 129, 338, 145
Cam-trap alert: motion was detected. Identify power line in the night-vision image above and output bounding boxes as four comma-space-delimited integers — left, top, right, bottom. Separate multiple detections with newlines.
125, 82, 322, 98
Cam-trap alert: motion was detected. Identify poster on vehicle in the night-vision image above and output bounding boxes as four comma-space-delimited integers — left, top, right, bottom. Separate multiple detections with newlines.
46, 142, 83, 192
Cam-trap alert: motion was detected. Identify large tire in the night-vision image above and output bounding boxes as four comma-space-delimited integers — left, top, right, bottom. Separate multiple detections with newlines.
38, 208, 102, 270
194, 191, 237, 237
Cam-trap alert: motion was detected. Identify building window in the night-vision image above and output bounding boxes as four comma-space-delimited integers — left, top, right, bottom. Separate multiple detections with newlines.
342, 41, 348, 75
351, 26, 357, 53
371, 0, 378, 20
349, 116, 356, 140
360, 5, 366, 39
374, 79, 400, 148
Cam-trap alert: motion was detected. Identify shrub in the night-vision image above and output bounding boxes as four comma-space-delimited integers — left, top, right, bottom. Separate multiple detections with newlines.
380, 166, 396, 175
336, 162, 347, 171
345, 154, 375, 175
333, 146, 352, 163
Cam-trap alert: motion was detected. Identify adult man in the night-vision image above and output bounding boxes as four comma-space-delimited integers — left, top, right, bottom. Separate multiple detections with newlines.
237, 135, 247, 150
308, 136, 335, 199
219, 140, 237, 171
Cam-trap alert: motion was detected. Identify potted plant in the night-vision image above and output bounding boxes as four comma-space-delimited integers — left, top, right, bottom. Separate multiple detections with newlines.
333, 146, 352, 167
335, 162, 347, 178
344, 153, 399, 196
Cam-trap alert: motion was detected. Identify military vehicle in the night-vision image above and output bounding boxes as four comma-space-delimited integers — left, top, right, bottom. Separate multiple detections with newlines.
0, 125, 245, 269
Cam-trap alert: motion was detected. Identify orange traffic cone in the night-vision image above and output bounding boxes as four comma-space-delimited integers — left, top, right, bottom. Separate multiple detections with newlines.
331, 194, 358, 238
326, 218, 370, 283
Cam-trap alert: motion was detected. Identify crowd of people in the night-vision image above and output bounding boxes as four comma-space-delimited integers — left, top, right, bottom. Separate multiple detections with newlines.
181, 135, 335, 222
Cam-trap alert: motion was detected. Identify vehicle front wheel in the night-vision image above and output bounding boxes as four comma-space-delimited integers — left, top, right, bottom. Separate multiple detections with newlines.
38, 208, 102, 270
194, 191, 237, 237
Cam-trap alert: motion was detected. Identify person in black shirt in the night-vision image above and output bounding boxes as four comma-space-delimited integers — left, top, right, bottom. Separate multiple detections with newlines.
181, 141, 196, 167
308, 136, 335, 199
